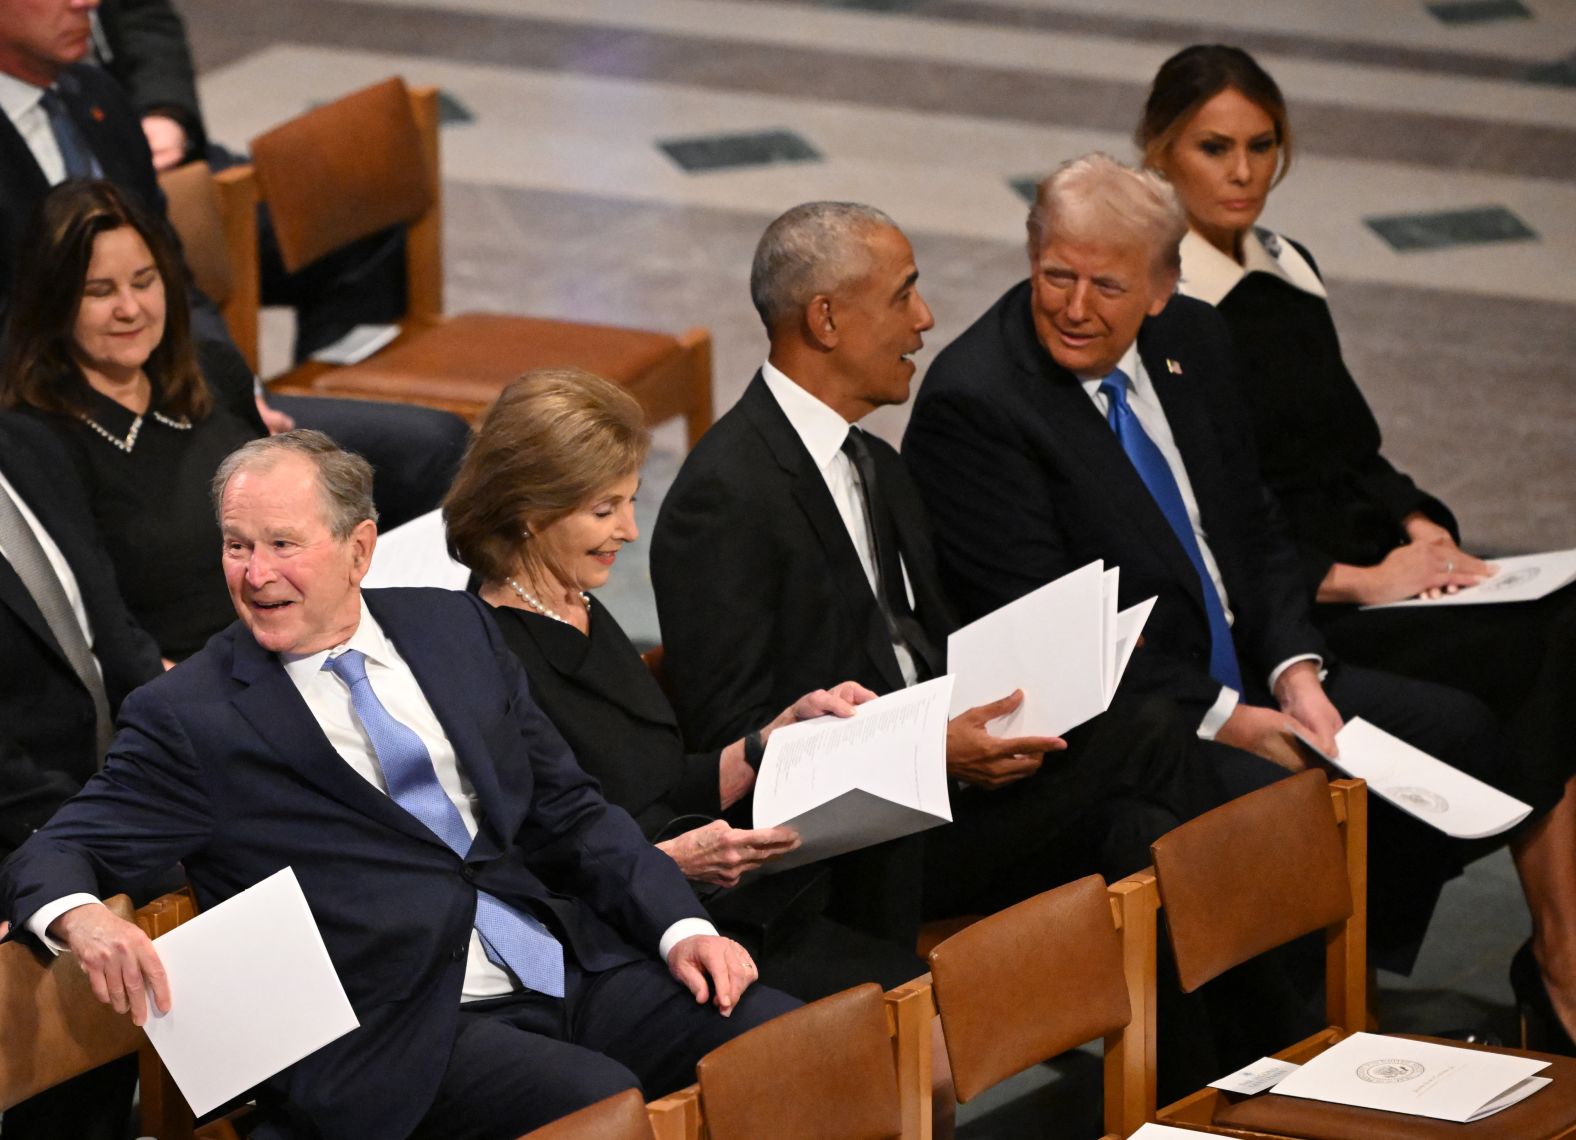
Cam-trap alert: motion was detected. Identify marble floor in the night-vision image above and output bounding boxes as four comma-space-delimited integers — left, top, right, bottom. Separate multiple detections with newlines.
175, 0, 1572, 1132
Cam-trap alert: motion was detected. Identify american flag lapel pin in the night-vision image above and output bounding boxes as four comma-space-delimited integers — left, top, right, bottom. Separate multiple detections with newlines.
1166, 358, 1183, 375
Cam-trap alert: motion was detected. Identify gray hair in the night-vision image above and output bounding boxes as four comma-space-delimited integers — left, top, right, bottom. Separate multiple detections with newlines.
749, 201, 898, 330
211, 430, 378, 539
1025, 152, 1188, 281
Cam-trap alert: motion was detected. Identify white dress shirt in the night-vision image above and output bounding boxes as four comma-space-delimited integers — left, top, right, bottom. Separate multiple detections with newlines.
761, 361, 919, 686
0, 71, 70, 186
0, 470, 101, 675
30, 598, 715, 991
1082, 346, 1317, 736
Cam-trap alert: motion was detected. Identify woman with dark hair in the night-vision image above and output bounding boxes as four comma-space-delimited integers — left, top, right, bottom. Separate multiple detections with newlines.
444, 367, 929, 1002
1138, 44, 1576, 1051
1, 180, 266, 660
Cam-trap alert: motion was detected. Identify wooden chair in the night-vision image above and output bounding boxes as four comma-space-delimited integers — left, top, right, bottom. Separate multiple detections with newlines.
695, 982, 904, 1139
925, 874, 1144, 1140
157, 160, 262, 375
1136, 770, 1576, 1138
517, 1087, 655, 1139
248, 77, 715, 442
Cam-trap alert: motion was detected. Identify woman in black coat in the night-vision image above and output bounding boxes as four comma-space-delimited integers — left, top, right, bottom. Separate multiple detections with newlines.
443, 368, 927, 1002
1137, 43, 1576, 1051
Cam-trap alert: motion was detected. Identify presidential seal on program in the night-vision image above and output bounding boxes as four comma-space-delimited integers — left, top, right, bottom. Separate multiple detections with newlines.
1356, 1059, 1426, 1084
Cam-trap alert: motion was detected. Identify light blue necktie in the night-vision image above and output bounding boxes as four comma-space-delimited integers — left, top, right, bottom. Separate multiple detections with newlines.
325, 649, 565, 996
38, 85, 103, 180
1098, 370, 1243, 693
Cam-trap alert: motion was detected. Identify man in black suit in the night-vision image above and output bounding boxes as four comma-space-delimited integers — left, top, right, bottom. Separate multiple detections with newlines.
902, 153, 1505, 969
0, 0, 466, 529
651, 202, 1286, 928
2, 431, 793, 1139
0, 410, 162, 1139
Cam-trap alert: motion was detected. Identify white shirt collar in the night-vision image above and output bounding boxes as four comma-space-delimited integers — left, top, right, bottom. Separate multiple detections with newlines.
761, 359, 856, 472
1177, 226, 1327, 307
280, 595, 394, 688
0, 71, 46, 128
1077, 342, 1145, 399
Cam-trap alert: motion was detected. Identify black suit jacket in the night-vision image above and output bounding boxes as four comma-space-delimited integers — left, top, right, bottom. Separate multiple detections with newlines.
903, 282, 1324, 721
0, 412, 161, 853
1, 588, 705, 1139
651, 372, 956, 751
0, 63, 164, 329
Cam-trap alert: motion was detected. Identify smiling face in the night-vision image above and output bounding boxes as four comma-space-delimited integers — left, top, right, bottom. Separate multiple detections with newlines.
0, 0, 97, 86
1030, 234, 1173, 379
220, 453, 376, 656
1161, 87, 1280, 257
825, 225, 935, 419
71, 226, 166, 392
527, 471, 640, 594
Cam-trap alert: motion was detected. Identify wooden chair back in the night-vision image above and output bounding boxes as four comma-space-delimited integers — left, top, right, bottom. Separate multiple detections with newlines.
696, 983, 903, 1139
158, 161, 262, 373
518, 1087, 655, 1139
0, 893, 141, 1111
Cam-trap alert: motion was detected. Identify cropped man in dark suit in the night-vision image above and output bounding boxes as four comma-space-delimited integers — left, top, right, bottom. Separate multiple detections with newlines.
1, 431, 793, 1139
0, 0, 467, 529
901, 153, 1539, 973
0, 410, 162, 1140
651, 202, 1287, 928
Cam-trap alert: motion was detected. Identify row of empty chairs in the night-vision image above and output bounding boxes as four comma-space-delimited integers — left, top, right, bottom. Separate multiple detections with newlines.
159, 77, 714, 443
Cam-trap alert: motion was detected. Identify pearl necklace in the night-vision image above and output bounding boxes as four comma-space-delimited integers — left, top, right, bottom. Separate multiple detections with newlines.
505, 577, 588, 626
78, 409, 192, 453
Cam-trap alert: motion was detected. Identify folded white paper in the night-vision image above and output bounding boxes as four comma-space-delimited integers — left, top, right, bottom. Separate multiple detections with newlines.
1298, 718, 1532, 840
1131, 1126, 1226, 1139
1209, 1056, 1301, 1096
1363, 548, 1576, 609
362, 509, 471, 591
142, 867, 359, 1116
308, 322, 400, 365
1269, 1032, 1550, 1123
754, 676, 954, 870
946, 561, 1155, 738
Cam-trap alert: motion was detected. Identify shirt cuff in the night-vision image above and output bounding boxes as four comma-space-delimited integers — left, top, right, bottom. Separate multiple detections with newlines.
659, 917, 720, 963
25, 893, 103, 954
1268, 654, 1325, 695
1197, 686, 1240, 740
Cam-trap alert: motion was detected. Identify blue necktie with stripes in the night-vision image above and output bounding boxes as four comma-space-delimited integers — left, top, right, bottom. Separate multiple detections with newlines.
1098, 369, 1243, 693
325, 649, 565, 996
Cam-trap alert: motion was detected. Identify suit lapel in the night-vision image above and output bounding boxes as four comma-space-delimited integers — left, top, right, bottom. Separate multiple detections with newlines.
741, 376, 907, 692
1138, 331, 1232, 562
0, 440, 89, 672
227, 622, 446, 852
518, 600, 676, 731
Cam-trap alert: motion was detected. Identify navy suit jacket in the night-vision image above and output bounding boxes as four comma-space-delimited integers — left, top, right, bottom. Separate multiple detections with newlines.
1, 587, 706, 1138
0, 412, 162, 853
651, 372, 956, 751
903, 282, 1324, 721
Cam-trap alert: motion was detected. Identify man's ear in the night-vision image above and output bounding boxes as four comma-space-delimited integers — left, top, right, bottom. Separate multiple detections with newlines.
1148, 267, 1179, 317
804, 294, 838, 349
347, 518, 377, 584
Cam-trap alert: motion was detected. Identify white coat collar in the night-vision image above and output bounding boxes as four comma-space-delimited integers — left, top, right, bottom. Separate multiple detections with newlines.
1177, 226, 1327, 306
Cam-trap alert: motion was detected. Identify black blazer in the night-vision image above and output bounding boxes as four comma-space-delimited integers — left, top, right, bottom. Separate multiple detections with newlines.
0, 412, 161, 853
903, 282, 1324, 721
491, 598, 722, 839
651, 373, 956, 751
2, 587, 705, 1139
0, 63, 164, 328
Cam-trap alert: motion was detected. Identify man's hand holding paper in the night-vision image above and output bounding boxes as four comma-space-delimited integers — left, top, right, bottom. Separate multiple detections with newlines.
945, 689, 1065, 790
656, 820, 802, 886
51, 901, 170, 1027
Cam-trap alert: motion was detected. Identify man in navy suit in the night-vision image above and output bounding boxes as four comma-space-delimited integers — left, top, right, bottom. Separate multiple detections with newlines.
1, 431, 793, 1139
902, 152, 1504, 970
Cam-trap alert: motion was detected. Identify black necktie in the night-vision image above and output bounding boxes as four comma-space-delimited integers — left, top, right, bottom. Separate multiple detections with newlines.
840, 427, 939, 681
38, 83, 102, 181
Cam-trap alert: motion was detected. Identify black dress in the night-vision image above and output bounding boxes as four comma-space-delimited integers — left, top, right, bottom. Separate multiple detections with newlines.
490, 598, 926, 1000
24, 349, 266, 660
1181, 227, 1576, 809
